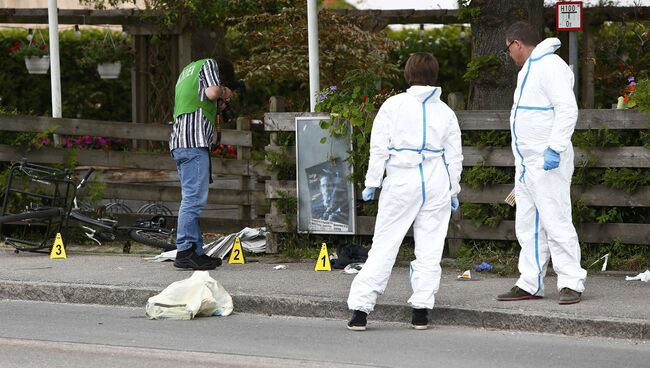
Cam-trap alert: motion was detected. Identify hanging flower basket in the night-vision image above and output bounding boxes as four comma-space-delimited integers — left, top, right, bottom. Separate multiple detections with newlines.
24, 55, 50, 74
97, 61, 121, 79
78, 29, 131, 80
8, 29, 50, 75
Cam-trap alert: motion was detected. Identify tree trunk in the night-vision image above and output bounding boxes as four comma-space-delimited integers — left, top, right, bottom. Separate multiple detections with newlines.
467, 0, 544, 110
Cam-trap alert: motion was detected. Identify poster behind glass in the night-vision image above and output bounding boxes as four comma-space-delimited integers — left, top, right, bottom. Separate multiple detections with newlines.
296, 117, 355, 234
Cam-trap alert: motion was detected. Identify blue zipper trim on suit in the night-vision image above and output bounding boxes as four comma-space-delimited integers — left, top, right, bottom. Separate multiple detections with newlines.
512, 49, 557, 183
442, 152, 452, 190
388, 146, 443, 153
419, 89, 437, 204
420, 89, 437, 152
516, 106, 555, 111
418, 160, 425, 206
530, 51, 557, 62
533, 209, 542, 295
512, 60, 532, 183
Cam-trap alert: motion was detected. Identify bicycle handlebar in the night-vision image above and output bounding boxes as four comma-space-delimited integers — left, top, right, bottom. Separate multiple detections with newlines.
78, 168, 95, 189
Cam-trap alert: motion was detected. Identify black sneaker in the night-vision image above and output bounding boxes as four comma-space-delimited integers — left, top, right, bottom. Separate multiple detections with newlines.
174, 248, 219, 270
411, 308, 428, 330
558, 287, 581, 305
199, 253, 223, 267
347, 310, 367, 331
496, 286, 543, 301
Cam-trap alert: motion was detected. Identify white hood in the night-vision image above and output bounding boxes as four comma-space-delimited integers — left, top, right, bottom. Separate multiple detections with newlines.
406, 85, 442, 103
530, 37, 561, 59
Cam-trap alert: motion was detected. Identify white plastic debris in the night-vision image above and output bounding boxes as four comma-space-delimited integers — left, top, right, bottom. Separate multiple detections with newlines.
625, 270, 650, 282
589, 253, 610, 272
456, 269, 480, 281
273, 265, 287, 270
145, 271, 233, 320
343, 263, 364, 274
145, 227, 268, 262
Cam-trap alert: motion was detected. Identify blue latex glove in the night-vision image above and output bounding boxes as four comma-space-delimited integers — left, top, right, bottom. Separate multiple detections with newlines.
362, 187, 376, 202
451, 196, 459, 212
543, 147, 561, 171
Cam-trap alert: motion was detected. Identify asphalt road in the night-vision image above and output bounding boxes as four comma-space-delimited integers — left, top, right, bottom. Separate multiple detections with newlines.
0, 300, 648, 368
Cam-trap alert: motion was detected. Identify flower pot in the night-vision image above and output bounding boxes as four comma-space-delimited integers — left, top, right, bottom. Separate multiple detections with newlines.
97, 61, 121, 79
24, 56, 50, 74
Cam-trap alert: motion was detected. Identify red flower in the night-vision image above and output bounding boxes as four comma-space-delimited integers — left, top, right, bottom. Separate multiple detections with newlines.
623, 94, 629, 103
627, 85, 635, 92
39, 43, 47, 50
361, 95, 367, 103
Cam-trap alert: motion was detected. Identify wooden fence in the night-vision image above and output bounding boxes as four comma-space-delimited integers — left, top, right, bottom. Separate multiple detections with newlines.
0, 114, 267, 233
263, 105, 650, 252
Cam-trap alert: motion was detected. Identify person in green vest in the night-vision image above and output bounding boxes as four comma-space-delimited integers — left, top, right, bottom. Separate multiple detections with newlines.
170, 57, 235, 270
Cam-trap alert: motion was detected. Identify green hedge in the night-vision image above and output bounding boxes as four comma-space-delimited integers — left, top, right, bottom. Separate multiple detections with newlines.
0, 28, 131, 121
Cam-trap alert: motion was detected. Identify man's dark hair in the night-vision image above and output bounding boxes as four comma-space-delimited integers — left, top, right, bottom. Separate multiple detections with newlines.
404, 52, 439, 87
505, 21, 541, 47
214, 56, 235, 86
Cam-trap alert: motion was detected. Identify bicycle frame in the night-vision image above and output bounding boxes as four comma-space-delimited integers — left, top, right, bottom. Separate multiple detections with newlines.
1, 160, 175, 253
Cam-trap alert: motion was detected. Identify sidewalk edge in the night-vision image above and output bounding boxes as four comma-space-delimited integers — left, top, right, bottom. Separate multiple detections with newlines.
1, 280, 646, 340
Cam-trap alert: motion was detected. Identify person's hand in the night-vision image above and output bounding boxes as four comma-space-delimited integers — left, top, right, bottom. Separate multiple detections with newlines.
362, 187, 376, 202
543, 147, 560, 171
451, 195, 459, 212
221, 86, 233, 100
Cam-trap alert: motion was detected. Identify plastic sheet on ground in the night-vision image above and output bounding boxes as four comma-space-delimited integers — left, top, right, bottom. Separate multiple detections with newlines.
625, 270, 650, 282
145, 227, 267, 262
145, 271, 233, 320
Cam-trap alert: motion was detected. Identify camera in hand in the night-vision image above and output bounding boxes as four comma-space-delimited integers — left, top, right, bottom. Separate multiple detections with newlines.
218, 79, 245, 126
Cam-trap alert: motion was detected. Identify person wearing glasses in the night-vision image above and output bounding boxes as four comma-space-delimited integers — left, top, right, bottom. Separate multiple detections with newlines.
497, 21, 586, 305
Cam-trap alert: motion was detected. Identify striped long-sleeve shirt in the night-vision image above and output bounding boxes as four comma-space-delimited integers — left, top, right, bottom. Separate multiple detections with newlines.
169, 59, 221, 151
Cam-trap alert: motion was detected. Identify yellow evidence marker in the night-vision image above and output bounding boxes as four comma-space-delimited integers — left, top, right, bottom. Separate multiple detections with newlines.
314, 243, 331, 271
49, 232, 67, 259
228, 237, 245, 264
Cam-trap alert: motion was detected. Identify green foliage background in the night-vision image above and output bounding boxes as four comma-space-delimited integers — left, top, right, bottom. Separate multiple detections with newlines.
0, 28, 132, 121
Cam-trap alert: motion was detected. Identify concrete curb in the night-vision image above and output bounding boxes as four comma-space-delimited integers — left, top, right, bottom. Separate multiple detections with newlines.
1, 280, 647, 340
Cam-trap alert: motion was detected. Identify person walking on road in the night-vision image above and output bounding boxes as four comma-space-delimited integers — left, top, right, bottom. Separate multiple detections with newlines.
346, 53, 463, 331
170, 57, 234, 270
497, 21, 587, 305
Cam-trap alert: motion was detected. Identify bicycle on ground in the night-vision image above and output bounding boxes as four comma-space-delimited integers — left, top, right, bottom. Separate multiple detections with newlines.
0, 160, 176, 254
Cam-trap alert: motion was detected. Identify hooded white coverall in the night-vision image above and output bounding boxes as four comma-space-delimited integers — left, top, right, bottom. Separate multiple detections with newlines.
347, 86, 463, 313
510, 38, 587, 296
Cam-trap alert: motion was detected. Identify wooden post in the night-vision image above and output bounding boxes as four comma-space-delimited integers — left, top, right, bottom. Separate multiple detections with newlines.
265, 96, 285, 253
446, 93, 464, 257
237, 116, 252, 222
132, 34, 149, 150
447, 92, 465, 111
581, 16, 595, 109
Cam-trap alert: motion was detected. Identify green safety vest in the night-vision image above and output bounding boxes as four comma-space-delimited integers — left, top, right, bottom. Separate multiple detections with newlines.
173, 59, 217, 125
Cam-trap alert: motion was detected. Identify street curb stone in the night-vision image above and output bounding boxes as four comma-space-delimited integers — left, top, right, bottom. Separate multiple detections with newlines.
1, 280, 647, 340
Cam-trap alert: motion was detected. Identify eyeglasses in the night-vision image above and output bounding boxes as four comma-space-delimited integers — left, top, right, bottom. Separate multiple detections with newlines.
501, 40, 516, 56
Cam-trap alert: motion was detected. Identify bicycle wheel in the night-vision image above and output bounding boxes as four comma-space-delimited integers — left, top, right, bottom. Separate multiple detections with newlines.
0, 208, 63, 224
129, 229, 176, 251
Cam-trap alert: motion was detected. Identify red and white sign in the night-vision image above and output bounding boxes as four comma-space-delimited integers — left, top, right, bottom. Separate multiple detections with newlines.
556, 1, 583, 31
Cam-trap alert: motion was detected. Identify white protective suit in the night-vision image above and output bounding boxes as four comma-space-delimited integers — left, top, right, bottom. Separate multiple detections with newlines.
510, 38, 587, 296
347, 86, 463, 313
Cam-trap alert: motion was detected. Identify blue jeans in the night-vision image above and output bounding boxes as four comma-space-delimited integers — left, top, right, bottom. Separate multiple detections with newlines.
172, 148, 209, 254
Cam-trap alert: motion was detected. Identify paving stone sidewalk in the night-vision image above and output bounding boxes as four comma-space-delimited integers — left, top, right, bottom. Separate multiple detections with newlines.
0, 250, 648, 339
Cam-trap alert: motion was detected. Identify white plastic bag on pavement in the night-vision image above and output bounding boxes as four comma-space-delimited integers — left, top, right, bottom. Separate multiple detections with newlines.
625, 270, 650, 282
145, 271, 233, 320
